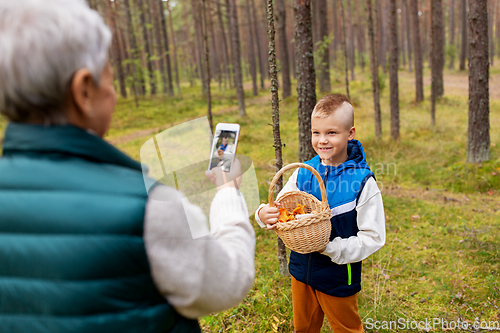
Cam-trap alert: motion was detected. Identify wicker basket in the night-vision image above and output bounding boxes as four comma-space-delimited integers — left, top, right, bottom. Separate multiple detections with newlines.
268, 163, 332, 254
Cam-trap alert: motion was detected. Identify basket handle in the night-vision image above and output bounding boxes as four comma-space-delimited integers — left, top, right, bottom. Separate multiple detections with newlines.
268, 162, 329, 210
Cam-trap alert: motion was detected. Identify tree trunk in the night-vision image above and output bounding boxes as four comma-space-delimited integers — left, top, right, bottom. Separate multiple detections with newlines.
166, 0, 181, 94
275, 0, 292, 98
266, 0, 289, 277
192, 0, 207, 94
138, 0, 155, 95
400, 0, 406, 68
367, 0, 382, 140
123, 0, 143, 98
431, 0, 445, 104
226, 0, 246, 117
107, 0, 127, 98
460, 0, 468, 70
333, 0, 339, 63
317, 0, 331, 93
294, 0, 316, 162
340, 0, 351, 99
449, 0, 456, 69
251, 0, 266, 89
356, 0, 366, 72
404, 0, 413, 72
245, 0, 258, 96
182, 1, 196, 87
287, 0, 296, 79
216, 0, 232, 89
467, 0, 490, 163
410, 0, 424, 102
489, 0, 495, 66
388, 0, 399, 140
347, 0, 356, 80
202, 0, 213, 133
152, 0, 168, 95
496, 0, 500, 58
377, 0, 386, 70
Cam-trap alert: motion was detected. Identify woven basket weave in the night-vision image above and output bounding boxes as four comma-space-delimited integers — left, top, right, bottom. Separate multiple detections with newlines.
269, 163, 332, 254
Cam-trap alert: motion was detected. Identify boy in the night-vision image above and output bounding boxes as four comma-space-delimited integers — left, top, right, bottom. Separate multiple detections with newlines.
255, 94, 386, 333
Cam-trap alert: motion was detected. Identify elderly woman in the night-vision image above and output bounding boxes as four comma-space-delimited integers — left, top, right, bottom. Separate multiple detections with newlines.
0, 1, 255, 332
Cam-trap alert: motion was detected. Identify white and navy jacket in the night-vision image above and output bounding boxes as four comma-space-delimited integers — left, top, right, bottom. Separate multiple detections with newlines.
256, 140, 385, 297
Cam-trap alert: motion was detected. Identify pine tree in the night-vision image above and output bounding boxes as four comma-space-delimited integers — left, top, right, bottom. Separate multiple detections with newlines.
467, 0, 490, 163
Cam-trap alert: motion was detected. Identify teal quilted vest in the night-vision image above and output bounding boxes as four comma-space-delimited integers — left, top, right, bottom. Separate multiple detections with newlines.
0, 123, 200, 333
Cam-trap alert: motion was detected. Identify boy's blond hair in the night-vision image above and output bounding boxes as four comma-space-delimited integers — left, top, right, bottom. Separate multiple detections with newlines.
311, 94, 354, 129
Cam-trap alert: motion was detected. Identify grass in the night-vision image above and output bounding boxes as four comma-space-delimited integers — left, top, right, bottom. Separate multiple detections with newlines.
0, 64, 499, 332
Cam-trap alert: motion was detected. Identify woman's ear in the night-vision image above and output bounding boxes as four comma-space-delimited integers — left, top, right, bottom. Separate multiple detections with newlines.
69, 68, 96, 119
348, 126, 356, 140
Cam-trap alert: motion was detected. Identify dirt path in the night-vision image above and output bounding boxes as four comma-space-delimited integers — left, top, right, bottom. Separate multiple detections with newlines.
422, 72, 500, 99
107, 92, 270, 146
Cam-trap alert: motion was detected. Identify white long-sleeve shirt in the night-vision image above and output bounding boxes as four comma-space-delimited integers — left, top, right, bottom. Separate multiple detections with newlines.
144, 185, 255, 319
255, 169, 385, 264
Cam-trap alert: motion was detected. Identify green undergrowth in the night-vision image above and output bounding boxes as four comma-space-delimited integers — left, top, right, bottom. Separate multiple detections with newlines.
0, 64, 499, 332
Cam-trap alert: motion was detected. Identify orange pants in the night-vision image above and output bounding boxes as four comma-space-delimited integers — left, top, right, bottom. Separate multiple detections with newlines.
291, 276, 364, 333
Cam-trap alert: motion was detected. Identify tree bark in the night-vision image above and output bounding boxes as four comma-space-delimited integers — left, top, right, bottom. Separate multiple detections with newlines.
226, 0, 246, 117
182, 1, 196, 87
333, 0, 339, 63
152, 0, 168, 95
166, 0, 181, 94
367, 0, 382, 140
245, 0, 258, 96
202, 0, 213, 133
192, 0, 207, 94
449, 0, 456, 69
266, 0, 289, 277
377, 0, 386, 70
356, 0, 366, 72
404, 0, 413, 72
496, 0, 500, 58
467, 0, 490, 163
488, 0, 495, 66
123, 0, 144, 98
388, 0, 399, 140
251, 0, 266, 89
410, 0, 424, 102
107, 0, 127, 98
460, 0, 468, 70
340, 0, 350, 99
138, 0, 155, 95
317, 0, 331, 93
275, 0, 292, 98
294, 0, 316, 162
216, 0, 232, 89
431, 0, 445, 103
347, 0, 356, 80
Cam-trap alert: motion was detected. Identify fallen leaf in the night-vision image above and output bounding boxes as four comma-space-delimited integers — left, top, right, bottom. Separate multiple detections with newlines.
488, 190, 495, 196
411, 214, 420, 220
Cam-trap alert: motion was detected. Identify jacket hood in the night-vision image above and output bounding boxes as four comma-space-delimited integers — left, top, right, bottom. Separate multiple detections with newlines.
312, 139, 371, 177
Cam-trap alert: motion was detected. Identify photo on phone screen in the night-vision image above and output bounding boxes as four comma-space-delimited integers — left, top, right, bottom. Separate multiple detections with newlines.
208, 125, 239, 172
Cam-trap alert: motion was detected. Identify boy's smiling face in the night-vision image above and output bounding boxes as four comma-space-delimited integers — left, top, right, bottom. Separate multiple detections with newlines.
311, 103, 355, 166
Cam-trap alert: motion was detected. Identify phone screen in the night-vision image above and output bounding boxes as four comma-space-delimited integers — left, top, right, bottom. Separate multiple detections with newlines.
209, 128, 238, 172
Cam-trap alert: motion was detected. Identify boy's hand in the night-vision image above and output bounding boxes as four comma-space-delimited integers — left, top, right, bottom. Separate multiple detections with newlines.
258, 202, 281, 230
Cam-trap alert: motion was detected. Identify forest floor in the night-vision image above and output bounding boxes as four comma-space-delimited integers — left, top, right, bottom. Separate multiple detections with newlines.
103, 65, 499, 332
0, 65, 499, 332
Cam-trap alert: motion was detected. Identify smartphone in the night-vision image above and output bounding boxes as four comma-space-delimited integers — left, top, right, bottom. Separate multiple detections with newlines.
208, 123, 240, 173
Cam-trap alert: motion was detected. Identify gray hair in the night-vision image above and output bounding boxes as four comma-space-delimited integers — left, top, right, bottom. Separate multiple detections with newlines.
0, 0, 112, 124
